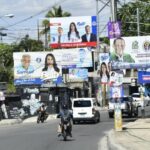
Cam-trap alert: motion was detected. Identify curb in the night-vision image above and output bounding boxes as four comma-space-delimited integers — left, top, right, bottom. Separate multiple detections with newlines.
99, 130, 126, 150
107, 130, 126, 150
0, 119, 22, 126
22, 114, 57, 124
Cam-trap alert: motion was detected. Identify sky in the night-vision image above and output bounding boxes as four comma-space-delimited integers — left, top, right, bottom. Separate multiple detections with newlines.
0, 0, 131, 44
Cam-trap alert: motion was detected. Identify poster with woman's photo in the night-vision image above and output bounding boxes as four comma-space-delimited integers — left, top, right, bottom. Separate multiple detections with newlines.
13, 48, 92, 85
98, 53, 110, 84
13, 52, 62, 85
50, 16, 97, 48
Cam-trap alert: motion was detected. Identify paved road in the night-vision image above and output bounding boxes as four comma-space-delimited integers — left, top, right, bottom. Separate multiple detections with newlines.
0, 111, 114, 150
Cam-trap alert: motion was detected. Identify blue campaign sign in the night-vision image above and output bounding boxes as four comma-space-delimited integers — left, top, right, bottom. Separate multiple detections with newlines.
138, 71, 150, 84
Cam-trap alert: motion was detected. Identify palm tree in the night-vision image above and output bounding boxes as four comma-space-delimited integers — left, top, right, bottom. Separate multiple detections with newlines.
40, 6, 71, 35
39, 6, 71, 49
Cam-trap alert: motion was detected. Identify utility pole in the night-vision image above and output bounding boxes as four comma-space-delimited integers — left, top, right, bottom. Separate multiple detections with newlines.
44, 24, 48, 51
110, 0, 117, 22
37, 20, 40, 41
137, 8, 140, 36
96, 0, 100, 51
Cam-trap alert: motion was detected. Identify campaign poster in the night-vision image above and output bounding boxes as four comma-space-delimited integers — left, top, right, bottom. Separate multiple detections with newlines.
138, 70, 150, 84
13, 52, 62, 85
110, 36, 150, 69
98, 53, 110, 84
50, 16, 97, 48
110, 86, 123, 99
108, 21, 121, 39
13, 48, 92, 85
68, 68, 88, 82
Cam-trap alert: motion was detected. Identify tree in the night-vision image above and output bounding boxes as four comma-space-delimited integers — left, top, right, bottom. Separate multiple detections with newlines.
0, 44, 14, 84
18, 34, 44, 52
117, 0, 150, 36
40, 6, 71, 43
46, 5, 71, 18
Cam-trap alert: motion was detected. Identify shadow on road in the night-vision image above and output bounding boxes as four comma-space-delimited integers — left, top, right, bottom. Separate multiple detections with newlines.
58, 138, 76, 142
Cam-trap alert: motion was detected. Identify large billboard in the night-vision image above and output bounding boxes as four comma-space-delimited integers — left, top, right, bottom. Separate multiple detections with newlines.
138, 70, 150, 84
13, 48, 92, 85
110, 36, 150, 69
50, 16, 97, 48
68, 68, 88, 82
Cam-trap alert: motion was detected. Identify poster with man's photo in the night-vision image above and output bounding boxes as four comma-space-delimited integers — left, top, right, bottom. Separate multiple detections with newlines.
13, 48, 92, 85
50, 16, 97, 48
110, 36, 150, 70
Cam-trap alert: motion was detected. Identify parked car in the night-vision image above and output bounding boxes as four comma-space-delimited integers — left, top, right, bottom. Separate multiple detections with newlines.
132, 93, 150, 107
72, 98, 100, 124
108, 96, 137, 118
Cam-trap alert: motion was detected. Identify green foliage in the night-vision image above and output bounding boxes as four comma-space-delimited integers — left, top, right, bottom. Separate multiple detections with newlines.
46, 6, 71, 18
17, 35, 44, 52
7, 83, 16, 93
40, 5, 71, 37
117, 1, 150, 36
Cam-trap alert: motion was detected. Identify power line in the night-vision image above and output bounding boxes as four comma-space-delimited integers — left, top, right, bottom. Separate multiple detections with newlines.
5, 0, 69, 29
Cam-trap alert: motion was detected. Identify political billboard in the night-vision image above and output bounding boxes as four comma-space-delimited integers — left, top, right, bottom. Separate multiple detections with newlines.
108, 21, 121, 39
110, 86, 124, 99
50, 16, 97, 48
13, 48, 92, 85
68, 68, 88, 82
138, 70, 150, 84
110, 36, 150, 69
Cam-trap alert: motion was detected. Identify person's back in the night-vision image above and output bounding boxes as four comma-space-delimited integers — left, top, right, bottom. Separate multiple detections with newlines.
58, 104, 72, 137
60, 109, 72, 123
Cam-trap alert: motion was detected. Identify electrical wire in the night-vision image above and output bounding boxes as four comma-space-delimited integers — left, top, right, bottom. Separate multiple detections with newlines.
5, 0, 69, 29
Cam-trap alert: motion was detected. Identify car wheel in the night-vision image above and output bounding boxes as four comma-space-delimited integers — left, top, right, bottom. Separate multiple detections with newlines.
97, 115, 100, 123
109, 112, 114, 118
134, 107, 139, 117
73, 120, 78, 124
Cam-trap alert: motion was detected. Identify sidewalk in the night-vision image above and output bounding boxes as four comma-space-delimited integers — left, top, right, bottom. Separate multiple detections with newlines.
99, 118, 150, 150
0, 118, 22, 126
22, 114, 57, 123
0, 114, 57, 126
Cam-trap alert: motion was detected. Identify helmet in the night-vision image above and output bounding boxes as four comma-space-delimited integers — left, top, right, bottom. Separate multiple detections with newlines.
62, 104, 68, 110
42, 104, 45, 107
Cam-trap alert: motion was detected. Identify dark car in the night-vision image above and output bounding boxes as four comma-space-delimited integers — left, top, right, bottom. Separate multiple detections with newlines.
108, 96, 138, 118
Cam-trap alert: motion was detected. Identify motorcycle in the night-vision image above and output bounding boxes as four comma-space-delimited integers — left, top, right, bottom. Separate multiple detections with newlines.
37, 111, 48, 123
57, 114, 72, 141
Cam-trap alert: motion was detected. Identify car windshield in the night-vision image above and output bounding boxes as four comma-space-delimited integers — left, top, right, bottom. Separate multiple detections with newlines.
73, 100, 91, 107
132, 94, 140, 98
109, 97, 132, 103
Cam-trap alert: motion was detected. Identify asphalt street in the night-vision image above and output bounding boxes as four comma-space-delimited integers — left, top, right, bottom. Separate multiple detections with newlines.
0, 111, 135, 150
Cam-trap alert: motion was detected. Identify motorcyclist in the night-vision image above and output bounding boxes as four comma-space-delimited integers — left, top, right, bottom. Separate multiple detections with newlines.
57, 104, 72, 137
37, 104, 48, 121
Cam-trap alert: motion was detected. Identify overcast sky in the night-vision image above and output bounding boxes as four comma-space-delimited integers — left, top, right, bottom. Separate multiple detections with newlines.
0, 0, 131, 43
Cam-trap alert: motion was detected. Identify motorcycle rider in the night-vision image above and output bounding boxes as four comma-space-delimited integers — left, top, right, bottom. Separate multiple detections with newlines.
37, 104, 48, 121
57, 103, 72, 137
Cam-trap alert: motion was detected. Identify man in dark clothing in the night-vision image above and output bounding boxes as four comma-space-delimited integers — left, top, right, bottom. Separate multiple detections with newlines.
81, 25, 97, 42
57, 104, 72, 137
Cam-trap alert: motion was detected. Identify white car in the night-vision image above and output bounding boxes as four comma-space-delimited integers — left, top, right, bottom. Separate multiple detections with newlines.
72, 98, 100, 124
108, 97, 137, 118
132, 93, 150, 107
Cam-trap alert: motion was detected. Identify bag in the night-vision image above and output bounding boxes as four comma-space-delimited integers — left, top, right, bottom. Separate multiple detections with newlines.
57, 124, 62, 133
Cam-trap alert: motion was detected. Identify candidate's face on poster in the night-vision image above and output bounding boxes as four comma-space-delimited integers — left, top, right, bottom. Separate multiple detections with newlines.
85, 26, 91, 34
58, 27, 63, 35
47, 55, 54, 65
21, 55, 31, 69
114, 39, 125, 56
101, 63, 107, 73
70, 23, 76, 31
